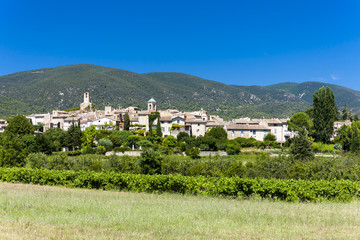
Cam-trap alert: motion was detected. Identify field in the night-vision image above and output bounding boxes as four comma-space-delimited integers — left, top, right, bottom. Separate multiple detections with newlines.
1, 183, 360, 239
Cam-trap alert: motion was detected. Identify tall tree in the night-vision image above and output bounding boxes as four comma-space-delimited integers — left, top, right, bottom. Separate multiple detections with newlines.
124, 113, 130, 131
67, 120, 82, 151
156, 117, 162, 137
312, 86, 337, 143
5, 115, 34, 136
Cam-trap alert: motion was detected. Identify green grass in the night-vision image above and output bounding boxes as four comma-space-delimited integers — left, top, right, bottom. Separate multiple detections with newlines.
1, 182, 360, 239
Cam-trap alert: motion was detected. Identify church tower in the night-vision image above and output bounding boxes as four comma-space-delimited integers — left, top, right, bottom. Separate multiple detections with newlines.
80, 92, 92, 110
148, 98, 157, 111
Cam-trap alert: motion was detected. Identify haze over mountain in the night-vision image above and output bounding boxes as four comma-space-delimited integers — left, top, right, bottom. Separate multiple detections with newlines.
0, 64, 358, 119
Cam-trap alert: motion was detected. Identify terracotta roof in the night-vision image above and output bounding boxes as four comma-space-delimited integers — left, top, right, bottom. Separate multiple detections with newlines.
186, 119, 207, 123
226, 123, 269, 130
265, 119, 283, 124
206, 121, 225, 127
137, 111, 151, 115
160, 116, 172, 121
64, 117, 81, 121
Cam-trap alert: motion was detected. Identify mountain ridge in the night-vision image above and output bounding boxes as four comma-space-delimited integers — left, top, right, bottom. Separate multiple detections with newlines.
0, 64, 358, 119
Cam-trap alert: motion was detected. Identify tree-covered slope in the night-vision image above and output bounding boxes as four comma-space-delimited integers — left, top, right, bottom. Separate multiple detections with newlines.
0, 64, 358, 119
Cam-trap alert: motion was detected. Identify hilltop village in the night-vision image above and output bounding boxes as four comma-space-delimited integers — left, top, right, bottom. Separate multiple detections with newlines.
21, 92, 296, 143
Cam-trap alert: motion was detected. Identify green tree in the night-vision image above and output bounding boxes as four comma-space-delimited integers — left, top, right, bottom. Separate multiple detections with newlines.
312, 86, 337, 143
206, 126, 227, 140
81, 126, 96, 148
124, 113, 130, 131
341, 104, 350, 120
5, 115, 34, 136
264, 133, 276, 142
67, 120, 82, 151
289, 129, 314, 161
148, 112, 159, 137
0, 133, 27, 167
162, 135, 177, 148
156, 118, 162, 137
288, 112, 313, 132
110, 130, 133, 147
139, 149, 162, 174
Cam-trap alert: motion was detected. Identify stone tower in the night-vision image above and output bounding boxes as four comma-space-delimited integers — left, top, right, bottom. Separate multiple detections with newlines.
148, 98, 157, 111
80, 92, 92, 110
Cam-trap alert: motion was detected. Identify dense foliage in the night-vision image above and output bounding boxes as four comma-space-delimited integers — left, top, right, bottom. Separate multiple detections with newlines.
313, 86, 338, 143
0, 167, 359, 202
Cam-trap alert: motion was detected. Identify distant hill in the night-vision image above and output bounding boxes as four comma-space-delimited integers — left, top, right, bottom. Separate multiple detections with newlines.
0, 64, 358, 119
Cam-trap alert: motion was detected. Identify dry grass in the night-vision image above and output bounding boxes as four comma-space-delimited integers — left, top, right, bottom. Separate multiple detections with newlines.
1, 182, 360, 239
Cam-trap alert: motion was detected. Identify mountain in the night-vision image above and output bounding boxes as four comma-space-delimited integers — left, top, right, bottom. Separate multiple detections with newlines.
0, 64, 358, 119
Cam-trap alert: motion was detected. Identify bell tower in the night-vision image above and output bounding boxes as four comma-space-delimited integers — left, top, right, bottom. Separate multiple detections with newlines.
80, 92, 92, 110
148, 98, 157, 111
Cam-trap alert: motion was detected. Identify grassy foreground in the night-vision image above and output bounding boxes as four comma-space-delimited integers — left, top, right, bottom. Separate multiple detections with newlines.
0, 183, 360, 239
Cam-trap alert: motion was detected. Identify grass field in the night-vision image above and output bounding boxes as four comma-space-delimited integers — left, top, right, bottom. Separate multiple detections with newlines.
0, 182, 359, 239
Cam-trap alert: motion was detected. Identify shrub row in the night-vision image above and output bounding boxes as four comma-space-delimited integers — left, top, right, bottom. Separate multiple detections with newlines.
0, 167, 359, 202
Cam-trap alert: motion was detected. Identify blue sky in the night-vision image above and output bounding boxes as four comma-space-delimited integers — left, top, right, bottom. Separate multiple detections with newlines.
1, 0, 359, 89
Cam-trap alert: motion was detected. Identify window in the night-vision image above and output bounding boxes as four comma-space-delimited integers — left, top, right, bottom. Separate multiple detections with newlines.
198, 123, 200, 126
231, 130, 235, 136
161, 127, 164, 131
197, 129, 199, 132
240, 130, 244, 136
274, 129, 277, 134
264, 130, 267, 133
252, 130, 256, 135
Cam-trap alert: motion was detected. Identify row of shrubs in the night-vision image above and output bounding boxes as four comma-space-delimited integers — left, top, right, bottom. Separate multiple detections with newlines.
25, 151, 360, 181
0, 167, 359, 202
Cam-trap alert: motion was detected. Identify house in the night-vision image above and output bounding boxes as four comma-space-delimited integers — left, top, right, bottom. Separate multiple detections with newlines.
0, 119, 7, 132
88, 117, 118, 130
226, 122, 270, 141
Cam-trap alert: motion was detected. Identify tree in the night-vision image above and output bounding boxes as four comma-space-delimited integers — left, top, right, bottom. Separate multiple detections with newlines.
264, 133, 276, 142
341, 104, 350, 120
156, 118, 162, 137
289, 129, 314, 161
67, 120, 82, 151
110, 130, 133, 147
0, 133, 27, 167
206, 127, 227, 140
81, 126, 96, 148
5, 115, 34, 136
124, 113, 130, 131
139, 149, 162, 174
162, 135, 177, 148
287, 112, 313, 132
177, 132, 189, 142
312, 86, 337, 143
148, 112, 159, 137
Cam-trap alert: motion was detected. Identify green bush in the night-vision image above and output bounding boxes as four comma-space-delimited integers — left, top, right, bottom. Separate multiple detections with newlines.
226, 144, 241, 155
25, 153, 48, 169
139, 150, 162, 174
185, 147, 201, 159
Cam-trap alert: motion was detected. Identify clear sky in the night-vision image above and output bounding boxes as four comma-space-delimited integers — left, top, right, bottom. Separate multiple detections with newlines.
1, 0, 359, 89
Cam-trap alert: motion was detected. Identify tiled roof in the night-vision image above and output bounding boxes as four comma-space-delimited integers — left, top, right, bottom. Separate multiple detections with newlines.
226, 123, 269, 130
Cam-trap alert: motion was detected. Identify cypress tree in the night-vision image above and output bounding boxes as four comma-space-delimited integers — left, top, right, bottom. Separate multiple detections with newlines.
156, 116, 162, 137
124, 113, 130, 131
312, 86, 337, 143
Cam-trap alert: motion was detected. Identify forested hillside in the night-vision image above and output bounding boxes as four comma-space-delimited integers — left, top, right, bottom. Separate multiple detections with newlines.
0, 64, 358, 119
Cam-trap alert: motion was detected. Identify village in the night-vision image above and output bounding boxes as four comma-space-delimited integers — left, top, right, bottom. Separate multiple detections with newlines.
0, 92, 351, 144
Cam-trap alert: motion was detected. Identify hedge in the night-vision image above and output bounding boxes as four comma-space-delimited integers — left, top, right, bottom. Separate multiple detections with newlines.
0, 167, 359, 202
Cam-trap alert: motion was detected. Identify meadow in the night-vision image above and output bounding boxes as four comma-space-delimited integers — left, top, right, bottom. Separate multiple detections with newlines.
1, 182, 360, 239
